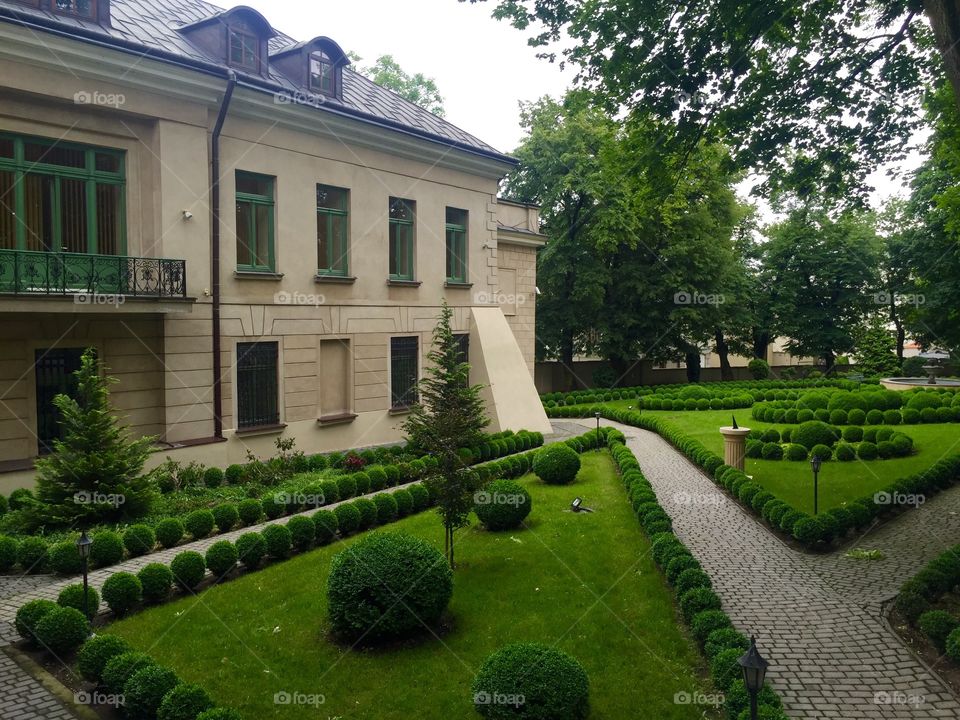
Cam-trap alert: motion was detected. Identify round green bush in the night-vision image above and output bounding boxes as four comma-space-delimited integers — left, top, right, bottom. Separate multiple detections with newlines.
157, 683, 215, 720
262, 524, 292, 559
828, 409, 848, 425
866, 409, 884, 425
320, 479, 340, 504
946, 626, 960, 663
690, 609, 731, 645
902, 408, 921, 424
878, 440, 896, 459
337, 474, 357, 499
792, 516, 824, 545
57, 583, 100, 620
884, 409, 903, 425
334, 503, 361, 535
760, 429, 780, 443
16, 598, 59, 644
124, 665, 180, 720
704, 628, 749, 659
103, 651, 156, 695
665, 554, 700, 584
675, 568, 712, 595
810, 444, 833, 461
393, 488, 414, 516
353, 498, 378, 529
857, 441, 879, 460
286, 516, 316, 551
34, 606, 89, 654
225, 464, 244, 484
863, 427, 878, 443
760, 442, 783, 460
204, 541, 238, 579
138, 563, 174, 604
77, 634, 131, 683
797, 408, 815, 422
918, 610, 960, 652
234, 532, 266, 570
48, 540, 83, 575
921, 407, 939, 423
842, 426, 863, 442
203, 467, 224, 488
471, 642, 589, 720
710, 647, 744, 692
170, 551, 206, 591
0, 534, 17, 571
184, 509, 215, 539
352, 471, 371, 495
474, 480, 532, 531
101, 572, 142, 615
327, 531, 453, 643
312, 510, 338, 544
122, 525, 156, 557
835, 443, 856, 461
847, 408, 866, 425
373, 493, 399, 525
533, 444, 581, 485
155, 518, 185, 549
236, 498, 262, 526
679, 587, 722, 622
8, 487, 34, 510
745, 440, 763, 459
784, 443, 808, 461
211, 504, 239, 533
90, 531, 124, 568
792, 421, 837, 450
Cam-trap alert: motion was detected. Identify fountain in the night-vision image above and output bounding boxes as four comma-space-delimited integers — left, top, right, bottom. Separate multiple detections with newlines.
881, 350, 960, 391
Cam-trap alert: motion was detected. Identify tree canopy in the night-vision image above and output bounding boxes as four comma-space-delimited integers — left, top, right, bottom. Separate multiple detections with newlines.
355, 54, 446, 116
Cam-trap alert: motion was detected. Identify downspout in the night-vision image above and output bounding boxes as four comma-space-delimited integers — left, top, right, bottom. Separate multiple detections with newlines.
211, 71, 237, 439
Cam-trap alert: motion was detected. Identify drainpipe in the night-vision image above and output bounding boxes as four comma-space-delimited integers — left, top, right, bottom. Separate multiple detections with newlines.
211, 71, 237, 439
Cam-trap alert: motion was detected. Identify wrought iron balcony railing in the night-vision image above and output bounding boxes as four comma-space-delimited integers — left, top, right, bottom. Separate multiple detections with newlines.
0, 249, 187, 298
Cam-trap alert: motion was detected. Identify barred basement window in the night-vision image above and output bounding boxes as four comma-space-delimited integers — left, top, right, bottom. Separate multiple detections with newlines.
236, 342, 279, 429
390, 336, 418, 409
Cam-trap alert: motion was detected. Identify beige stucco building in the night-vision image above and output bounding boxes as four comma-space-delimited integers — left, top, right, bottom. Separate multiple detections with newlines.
0, 0, 549, 491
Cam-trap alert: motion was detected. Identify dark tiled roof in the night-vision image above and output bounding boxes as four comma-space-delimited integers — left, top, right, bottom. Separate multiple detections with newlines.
0, 0, 512, 162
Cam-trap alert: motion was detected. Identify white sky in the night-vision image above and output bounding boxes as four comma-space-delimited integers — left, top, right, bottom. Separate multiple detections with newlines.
224, 0, 923, 219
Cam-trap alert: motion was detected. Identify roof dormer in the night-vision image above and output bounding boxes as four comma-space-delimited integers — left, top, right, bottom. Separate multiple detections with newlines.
271, 37, 350, 101
178, 6, 277, 77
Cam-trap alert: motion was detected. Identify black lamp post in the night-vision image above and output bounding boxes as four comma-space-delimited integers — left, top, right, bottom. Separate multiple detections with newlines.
594, 411, 601, 438
810, 455, 822, 515
738, 636, 769, 720
76, 531, 92, 621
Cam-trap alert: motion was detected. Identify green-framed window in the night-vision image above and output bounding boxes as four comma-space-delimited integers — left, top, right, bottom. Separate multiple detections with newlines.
388, 197, 415, 281
0, 133, 125, 254
317, 184, 349, 276
445, 207, 468, 283
228, 29, 258, 70
309, 52, 335, 95
235, 171, 275, 272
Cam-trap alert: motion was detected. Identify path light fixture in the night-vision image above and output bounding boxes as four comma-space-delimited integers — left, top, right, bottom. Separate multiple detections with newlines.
738, 635, 769, 720
594, 410, 601, 438
571, 497, 594, 513
76, 531, 93, 622
810, 455, 822, 515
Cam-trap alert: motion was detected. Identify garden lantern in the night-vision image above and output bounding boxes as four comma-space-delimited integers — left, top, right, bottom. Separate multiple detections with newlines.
810, 455, 822, 515
594, 411, 601, 437
76, 531, 92, 621
738, 636, 769, 720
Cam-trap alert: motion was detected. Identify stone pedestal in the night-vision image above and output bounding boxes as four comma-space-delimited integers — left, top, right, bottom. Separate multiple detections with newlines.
719, 426, 751, 472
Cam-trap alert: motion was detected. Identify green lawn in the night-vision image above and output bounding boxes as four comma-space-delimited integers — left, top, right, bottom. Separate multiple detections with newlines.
105, 452, 715, 719
603, 403, 960, 513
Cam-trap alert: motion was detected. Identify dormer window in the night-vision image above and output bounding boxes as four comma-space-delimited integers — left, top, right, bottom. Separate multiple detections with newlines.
54, 0, 96, 18
309, 52, 335, 95
229, 28, 258, 70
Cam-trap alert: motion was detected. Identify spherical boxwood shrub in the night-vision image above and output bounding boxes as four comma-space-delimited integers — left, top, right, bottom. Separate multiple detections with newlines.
810, 444, 833, 461
57, 583, 100, 620
785, 443, 808, 461
0, 534, 17, 571
828, 409, 848, 425
102, 571, 142, 616
866, 409, 884, 425
704, 628, 750, 660
262, 524, 292, 559
857, 441, 879, 460
792, 421, 837, 450
353, 498, 378, 530
77, 633, 131, 683
884, 409, 903, 425
48, 540, 83, 575
533, 443, 581, 485
792, 516, 824, 545
680, 587, 722, 622
156, 518, 185, 549
15, 598, 58, 644
123, 525, 156, 557
312, 510, 338, 544
691, 609, 731, 645
710, 647, 744, 692
665, 554, 700, 585
835, 443, 856, 462
842, 426, 864, 442
184, 509, 215, 539
918, 610, 960, 652
373, 493, 399, 525
393, 488, 414, 517
847, 408, 866, 425
327, 531, 453, 643
138, 563, 174, 604
474, 480, 533, 531
35, 606, 89, 654
157, 682, 215, 720
760, 429, 780, 443
90, 531, 125, 568
472, 642, 589, 720
760, 442, 783, 460
234, 532, 267, 570
947, 626, 960, 663
675, 568, 712, 596
170, 551, 206, 591
103, 651, 156, 695
334, 503, 361, 535
337, 474, 357, 500
287, 516, 316, 551
878, 440, 896, 459
236, 498, 262, 526
124, 665, 180, 720
211, 504, 239, 533
205, 540, 238, 579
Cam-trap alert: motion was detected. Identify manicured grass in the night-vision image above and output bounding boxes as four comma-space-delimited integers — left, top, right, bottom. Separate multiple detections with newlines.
105, 452, 713, 719
602, 403, 960, 513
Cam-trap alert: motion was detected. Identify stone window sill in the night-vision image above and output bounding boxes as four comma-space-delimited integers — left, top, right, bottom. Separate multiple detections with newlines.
315, 274, 356, 284
387, 279, 422, 288
234, 423, 287, 437
317, 413, 358, 426
444, 281, 473, 289
234, 271, 284, 280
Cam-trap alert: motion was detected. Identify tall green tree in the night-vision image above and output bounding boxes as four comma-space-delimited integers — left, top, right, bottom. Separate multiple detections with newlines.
402, 302, 489, 567
356, 54, 445, 116
30, 349, 156, 529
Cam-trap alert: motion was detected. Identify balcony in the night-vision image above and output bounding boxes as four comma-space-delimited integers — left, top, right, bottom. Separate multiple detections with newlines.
0, 249, 187, 299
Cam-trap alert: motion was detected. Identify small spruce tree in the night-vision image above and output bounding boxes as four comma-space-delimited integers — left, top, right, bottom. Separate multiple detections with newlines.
30, 348, 156, 528
402, 302, 489, 567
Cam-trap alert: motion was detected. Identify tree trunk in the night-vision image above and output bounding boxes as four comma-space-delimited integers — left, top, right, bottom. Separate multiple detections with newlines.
685, 352, 702, 383
823, 352, 835, 372
925, 1, 960, 113
714, 328, 733, 381
751, 329, 771, 360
